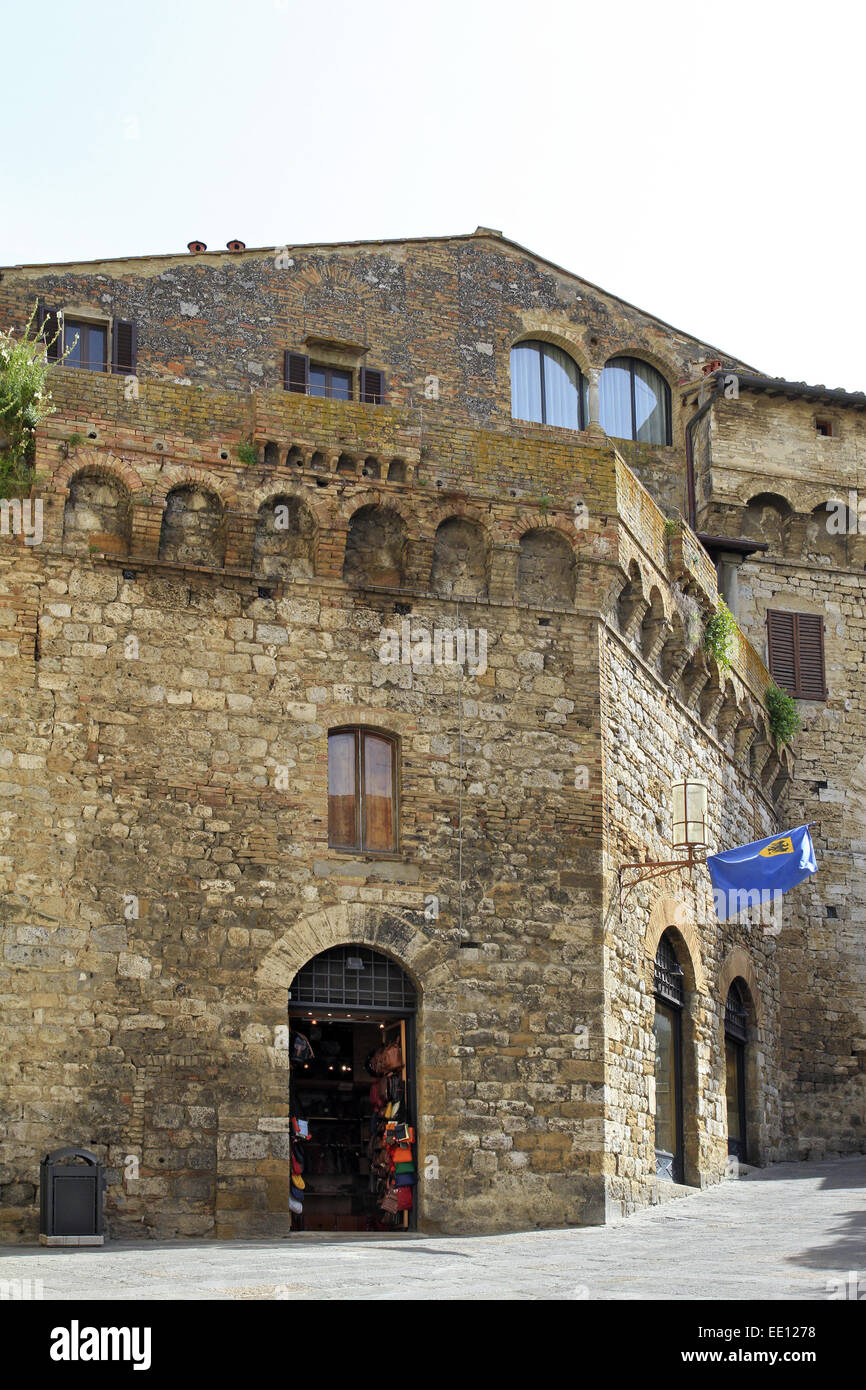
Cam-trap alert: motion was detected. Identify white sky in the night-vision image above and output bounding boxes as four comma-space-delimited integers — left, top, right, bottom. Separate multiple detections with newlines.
3, 0, 864, 389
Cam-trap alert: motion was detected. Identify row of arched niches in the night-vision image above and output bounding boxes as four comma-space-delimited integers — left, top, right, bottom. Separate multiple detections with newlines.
58, 461, 789, 798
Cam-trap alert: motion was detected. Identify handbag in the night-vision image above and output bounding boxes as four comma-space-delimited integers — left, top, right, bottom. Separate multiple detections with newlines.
397, 1187, 413, 1211
394, 1173, 415, 1188
370, 1042, 402, 1075
380, 1188, 400, 1213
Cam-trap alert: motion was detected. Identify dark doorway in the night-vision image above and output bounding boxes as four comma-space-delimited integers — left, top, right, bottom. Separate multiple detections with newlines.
653, 932, 685, 1182
725, 981, 748, 1161
288, 945, 417, 1232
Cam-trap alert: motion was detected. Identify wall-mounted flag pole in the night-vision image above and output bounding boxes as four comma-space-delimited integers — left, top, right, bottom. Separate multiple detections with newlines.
706, 823, 818, 921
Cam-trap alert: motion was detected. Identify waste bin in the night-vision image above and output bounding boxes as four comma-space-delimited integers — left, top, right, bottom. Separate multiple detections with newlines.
39, 1147, 105, 1246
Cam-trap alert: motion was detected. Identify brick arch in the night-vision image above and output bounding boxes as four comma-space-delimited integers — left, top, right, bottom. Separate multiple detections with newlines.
337, 490, 418, 536
599, 344, 680, 391
151, 465, 237, 510
730, 480, 797, 511
513, 512, 583, 546
510, 320, 592, 380
717, 945, 762, 1025
254, 902, 444, 1005
644, 896, 706, 994
250, 482, 329, 532
53, 449, 145, 496
425, 500, 491, 539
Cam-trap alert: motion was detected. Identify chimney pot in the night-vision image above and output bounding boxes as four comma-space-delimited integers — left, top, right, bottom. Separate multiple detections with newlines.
226, 239, 246, 252
187, 240, 207, 253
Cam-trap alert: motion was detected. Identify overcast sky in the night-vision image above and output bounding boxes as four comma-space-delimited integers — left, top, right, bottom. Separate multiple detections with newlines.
3, 0, 863, 389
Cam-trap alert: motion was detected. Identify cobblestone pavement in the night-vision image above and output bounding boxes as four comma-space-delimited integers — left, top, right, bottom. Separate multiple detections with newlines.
2, 1157, 864, 1301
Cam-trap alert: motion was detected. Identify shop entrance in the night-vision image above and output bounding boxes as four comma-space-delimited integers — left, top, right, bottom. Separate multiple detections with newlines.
287, 945, 418, 1232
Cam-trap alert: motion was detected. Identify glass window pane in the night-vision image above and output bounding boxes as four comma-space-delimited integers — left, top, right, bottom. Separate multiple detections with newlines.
599, 360, 634, 439
634, 360, 669, 444
85, 326, 107, 372
329, 369, 352, 401
653, 1003, 678, 1156
64, 320, 82, 367
309, 366, 327, 397
328, 732, 357, 847
541, 344, 580, 429
510, 343, 543, 423
363, 734, 394, 851
726, 1038, 742, 1141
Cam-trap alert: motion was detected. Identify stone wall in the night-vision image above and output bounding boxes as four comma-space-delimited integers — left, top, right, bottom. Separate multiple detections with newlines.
698, 389, 866, 1159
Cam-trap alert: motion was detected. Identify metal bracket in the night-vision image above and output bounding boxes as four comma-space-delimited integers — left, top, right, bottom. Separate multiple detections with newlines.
619, 845, 705, 912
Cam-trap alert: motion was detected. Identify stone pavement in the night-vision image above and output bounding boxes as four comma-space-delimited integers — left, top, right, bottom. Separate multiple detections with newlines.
2, 1157, 864, 1301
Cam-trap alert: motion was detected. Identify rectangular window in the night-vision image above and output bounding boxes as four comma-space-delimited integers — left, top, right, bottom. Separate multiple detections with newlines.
64, 320, 108, 372
767, 609, 826, 700
309, 363, 352, 401
328, 729, 397, 852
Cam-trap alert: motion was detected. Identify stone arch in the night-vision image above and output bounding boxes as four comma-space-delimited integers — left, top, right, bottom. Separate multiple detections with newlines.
645, 897, 706, 994
616, 558, 646, 634
741, 492, 793, 554
430, 516, 490, 597
640, 585, 666, 662
717, 946, 762, 1025
803, 499, 850, 565
254, 903, 444, 1009
62, 465, 133, 557
517, 527, 576, 607
158, 483, 226, 567
253, 493, 315, 580
511, 326, 592, 382
600, 343, 679, 392
343, 503, 407, 587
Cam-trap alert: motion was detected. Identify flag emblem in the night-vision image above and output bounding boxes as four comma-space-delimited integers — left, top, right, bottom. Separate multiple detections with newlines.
759, 836, 794, 858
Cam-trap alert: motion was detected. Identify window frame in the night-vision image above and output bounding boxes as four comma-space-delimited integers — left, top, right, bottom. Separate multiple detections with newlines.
600, 355, 672, 445
766, 609, 827, 701
510, 339, 587, 430
327, 727, 399, 855
63, 317, 109, 373
309, 361, 354, 402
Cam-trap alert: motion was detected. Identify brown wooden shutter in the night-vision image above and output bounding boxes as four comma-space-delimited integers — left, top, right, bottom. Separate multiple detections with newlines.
37, 301, 62, 361
767, 610, 797, 693
284, 351, 309, 393
111, 319, 137, 375
360, 367, 385, 405
767, 609, 826, 700
796, 613, 826, 700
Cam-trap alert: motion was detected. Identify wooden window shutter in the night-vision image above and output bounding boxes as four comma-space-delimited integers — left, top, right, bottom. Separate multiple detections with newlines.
795, 613, 826, 700
767, 609, 826, 700
360, 367, 385, 405
37, 301, 62, 361
284, 351, 309, 393
111, 319, 138, 375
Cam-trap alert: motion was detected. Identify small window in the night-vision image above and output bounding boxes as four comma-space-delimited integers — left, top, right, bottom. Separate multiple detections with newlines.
63, 319, 108, 373
511, 340, 587, 429
310, 363, 352, 401
36, 305, 137, 375
328, 729, 398, 853
815, 418, 833, 437
767, 610, 826, 700
599, 356, 671, 445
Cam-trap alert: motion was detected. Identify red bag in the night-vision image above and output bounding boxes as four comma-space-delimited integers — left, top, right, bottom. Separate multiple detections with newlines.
396, 1187, 413, 1211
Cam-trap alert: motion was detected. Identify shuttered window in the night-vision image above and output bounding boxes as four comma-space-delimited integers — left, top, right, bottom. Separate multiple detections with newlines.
283, 353, 387, 404
328, 728, 398, 853
111, 319, 138, 375
767, 610, 826, 700
360, 366, 386, 405
37, 303, 62, 361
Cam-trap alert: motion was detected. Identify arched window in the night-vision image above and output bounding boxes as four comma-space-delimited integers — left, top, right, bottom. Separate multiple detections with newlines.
599, 356, 671, 444
725, 981, 748, 1160
328, 729, 398, 853
653, 931, 685, 1182
510, 340, 587, 429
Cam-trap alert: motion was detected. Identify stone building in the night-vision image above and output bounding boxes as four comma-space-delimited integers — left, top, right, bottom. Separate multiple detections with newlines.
0, 228, 860, 1240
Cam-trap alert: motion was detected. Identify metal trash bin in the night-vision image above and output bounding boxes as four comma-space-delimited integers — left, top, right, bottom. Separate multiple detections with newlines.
39, 1147, 105, 1246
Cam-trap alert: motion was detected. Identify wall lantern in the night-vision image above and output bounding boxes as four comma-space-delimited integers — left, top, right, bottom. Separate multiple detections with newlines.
619, 778, 709, 906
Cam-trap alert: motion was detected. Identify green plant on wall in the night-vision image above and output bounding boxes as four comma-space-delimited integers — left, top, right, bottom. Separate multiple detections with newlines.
703, 599, 738, 668
766, 683, 801, 745
0, 304, 59, 491
236, 439, 259, 466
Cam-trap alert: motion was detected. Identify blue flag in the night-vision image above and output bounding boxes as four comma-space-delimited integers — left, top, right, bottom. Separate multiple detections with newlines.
706, 824, 817, 921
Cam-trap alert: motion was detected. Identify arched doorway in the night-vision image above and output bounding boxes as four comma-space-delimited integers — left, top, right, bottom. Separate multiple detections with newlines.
724, 981, 749, 1161
653, 932, 685, 1182
288, 945, 418, 1232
